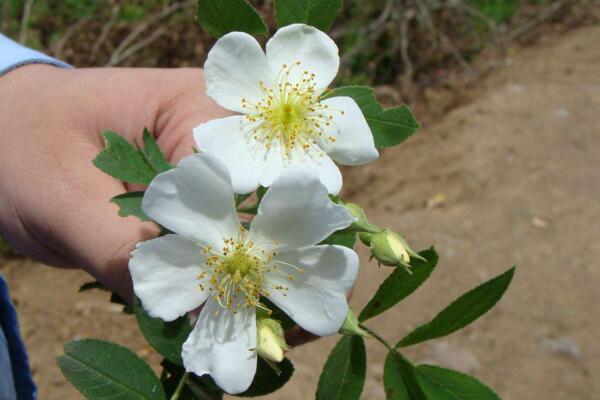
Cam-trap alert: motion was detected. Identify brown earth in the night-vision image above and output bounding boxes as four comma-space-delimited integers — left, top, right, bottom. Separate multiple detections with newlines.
1, 24, 599, 400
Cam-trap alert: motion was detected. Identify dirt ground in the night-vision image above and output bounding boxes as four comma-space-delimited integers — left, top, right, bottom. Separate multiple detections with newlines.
1, 24, 599, 400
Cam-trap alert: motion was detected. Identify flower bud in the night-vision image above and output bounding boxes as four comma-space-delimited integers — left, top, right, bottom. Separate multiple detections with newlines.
256, 318, 289, 363
340, 309, 371, 338
364, 229, 423, 267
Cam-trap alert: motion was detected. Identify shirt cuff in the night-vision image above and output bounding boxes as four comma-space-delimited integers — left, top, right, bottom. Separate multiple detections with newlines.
0, 33, 71, 77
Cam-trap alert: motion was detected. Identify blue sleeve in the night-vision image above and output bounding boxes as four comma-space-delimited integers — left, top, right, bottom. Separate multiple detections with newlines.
0, 33, 71, 77
0, 273, 36, 400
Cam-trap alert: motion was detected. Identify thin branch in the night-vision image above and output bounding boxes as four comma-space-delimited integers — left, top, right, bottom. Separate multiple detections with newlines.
330, 0, 396, 40
107, 0, 194, 66
2, 0, 12, 33
339, 0, 396, 68
18, 0, 34, 44
89, 3, 121, 62
413, 0, 477, 77
108, 29, 165, 66
397, 0, 415, 96
52, 17, 92, 59
461, 3, 498, 35
505, 0, 565, 43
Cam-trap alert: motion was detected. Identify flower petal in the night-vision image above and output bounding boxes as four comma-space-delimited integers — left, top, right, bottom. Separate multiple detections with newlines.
320, 96, 379, 165
182, 299, 257, 394
250, 168, 352, 249
194, 116, 261, 194
266, 245, 358, 336
142, 153, 240, 246
256, 143, 343, 195
205, 32, 275, 113
266, 24, 339, 92
129, 234, 208, 322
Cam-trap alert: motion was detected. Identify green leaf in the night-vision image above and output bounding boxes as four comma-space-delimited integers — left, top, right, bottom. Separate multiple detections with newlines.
78, 281, 131, 314
111, 192, 149, 221
359, 248, 438, 322
383, 351, 426, 400
196, 0, 268, 38
316, 335, 366, 400
415, 364, 501, 400
324, 86, 420, 148
274, 0, 343, 31
59, 339, 166, 400
134, 297, 193, 365
93, 131, 156, 184
141, 128, 172, 174
238, 358, 294, 397
321, 229, 357, 249
235, 192, 253, 206
397, 267, 516, 347
79, 281, 107, 292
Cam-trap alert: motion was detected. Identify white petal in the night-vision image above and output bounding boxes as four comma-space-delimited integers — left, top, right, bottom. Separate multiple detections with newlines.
129, 235, 208, 322
182, 299, 257, 394
294, 154, 343, 195
255, 142, 343, 195
142, 153, 240, 246
266, 24, 339, 92
250, 168, 352, 249
194, 116, 261, 194
320, 96, 379, 165
266, 245, 358, 336
205, 32, 275, 113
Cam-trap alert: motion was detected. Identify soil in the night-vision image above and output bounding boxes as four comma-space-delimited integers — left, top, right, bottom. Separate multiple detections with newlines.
1, 24, 599, 400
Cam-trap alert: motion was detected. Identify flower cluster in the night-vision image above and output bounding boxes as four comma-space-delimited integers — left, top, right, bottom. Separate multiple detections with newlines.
130, 24, 379, 394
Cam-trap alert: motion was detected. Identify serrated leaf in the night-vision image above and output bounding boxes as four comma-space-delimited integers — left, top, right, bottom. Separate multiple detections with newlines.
384, 351, 426, 400
397, 267, 516, 347
415, 364, 501, 400
59, 339, 166, 400
93, 131, 156, 184
316, 335, 366, 400
238, 358, 294, 397
325, 86, 419, 148
359, 248, 438, 322
111, 192, 149, 221
141, 128, 171, 173
196, 0, 268, 38
134, 297, 192, 365
274, 0, 343, 31
321, 229, 357, 249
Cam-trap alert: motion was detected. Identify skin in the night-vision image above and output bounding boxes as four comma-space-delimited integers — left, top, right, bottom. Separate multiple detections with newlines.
0, 65, 315, 345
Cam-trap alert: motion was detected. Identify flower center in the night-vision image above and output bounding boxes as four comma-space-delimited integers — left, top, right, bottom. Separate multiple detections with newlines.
241, 62, 343, 160
198, 226, 304, 313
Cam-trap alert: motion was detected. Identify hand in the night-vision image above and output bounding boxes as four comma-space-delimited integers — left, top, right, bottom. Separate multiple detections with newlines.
0, 65, 230, 300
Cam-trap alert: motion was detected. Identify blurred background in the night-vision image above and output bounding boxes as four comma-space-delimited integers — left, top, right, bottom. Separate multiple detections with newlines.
1, 0, 599, 398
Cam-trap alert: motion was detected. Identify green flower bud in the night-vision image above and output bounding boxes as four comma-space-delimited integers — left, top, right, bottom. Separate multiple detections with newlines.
340, 309, 371, 338
366, 229, 424, 267
256, 318, 289, 363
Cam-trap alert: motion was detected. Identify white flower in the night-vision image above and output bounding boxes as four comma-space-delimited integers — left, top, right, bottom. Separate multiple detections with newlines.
129, 153, 358, 394
193, 23, 379, 195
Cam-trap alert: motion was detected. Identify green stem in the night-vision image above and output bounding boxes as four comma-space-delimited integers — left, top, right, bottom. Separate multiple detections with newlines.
170, 372, 189, 400
359, 323, 396, 353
